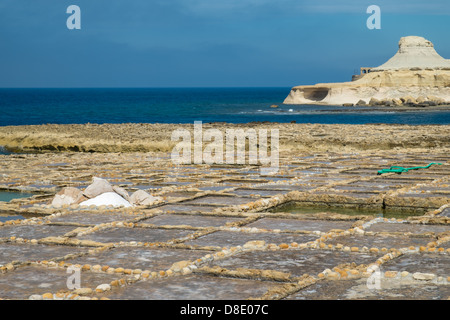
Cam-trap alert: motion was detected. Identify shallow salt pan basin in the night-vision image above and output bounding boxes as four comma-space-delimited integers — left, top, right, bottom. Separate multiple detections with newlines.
181, 195, 253, 206
366, 222, 449, 235
231, 188, 287, 197
76, 227, 194, 244
269, 203, 425, 219
49, 212, 140, 225
382, 253, 450, 275
255, 184, 321, 191
0, 243, 90, 265
158, 204, 220, 213
210, 249, 380, 278
0, 265, 124, 300
286, 278, 450, 300
66, 247, 214, 271
246, 218, 354, 233
160, 191, 199, 198
141, 214, 243, 228
325, 234, 433, 250
0, 225, 77, 240
99, 274, 279, 300
0, 211, 42, 223
185, 231, 319, 248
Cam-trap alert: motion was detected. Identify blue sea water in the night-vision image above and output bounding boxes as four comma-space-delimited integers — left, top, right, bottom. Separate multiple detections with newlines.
0, 88, 449, 126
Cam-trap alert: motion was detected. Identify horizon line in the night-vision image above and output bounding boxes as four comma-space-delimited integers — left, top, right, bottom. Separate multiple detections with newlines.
0, 86, 293, 89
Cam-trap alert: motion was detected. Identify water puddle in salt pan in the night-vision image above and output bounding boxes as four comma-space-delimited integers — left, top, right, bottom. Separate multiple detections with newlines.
0, 191, 35, 202
0, 191, 42, 222
0, 212, 42, 223
269, 202, 425, 219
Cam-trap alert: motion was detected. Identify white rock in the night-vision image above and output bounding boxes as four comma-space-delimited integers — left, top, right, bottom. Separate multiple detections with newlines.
96, 284, 111, 292
51, 187, 84, 208
129, 190, 160, 206
412, 272, 435, 281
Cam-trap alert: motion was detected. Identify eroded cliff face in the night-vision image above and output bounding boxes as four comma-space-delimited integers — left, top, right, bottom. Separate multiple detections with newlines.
284, 36, 450, 106
284, 70, 450, 105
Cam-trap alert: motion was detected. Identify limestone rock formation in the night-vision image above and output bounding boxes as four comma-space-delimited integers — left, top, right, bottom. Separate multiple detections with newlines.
83, 177, 114, 199
112, 185, 130, 201
51, 187, 86, 207
284, 36, 450, 106
129, 190, 161, 206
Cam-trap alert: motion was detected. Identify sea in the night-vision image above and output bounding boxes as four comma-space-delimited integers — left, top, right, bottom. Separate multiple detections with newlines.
1, 88, 449, 128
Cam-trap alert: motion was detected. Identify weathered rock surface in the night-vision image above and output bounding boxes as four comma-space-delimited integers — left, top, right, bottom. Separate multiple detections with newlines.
0, 123, 448, 155
83, 177, 114, 199
412, 272, 436, 281
51, 187, 84, 207
112, 186, 130, 201
129, 190, 160, 206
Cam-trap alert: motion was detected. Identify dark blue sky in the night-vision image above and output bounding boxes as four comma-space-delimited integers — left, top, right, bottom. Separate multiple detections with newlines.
1, 0, 449, 87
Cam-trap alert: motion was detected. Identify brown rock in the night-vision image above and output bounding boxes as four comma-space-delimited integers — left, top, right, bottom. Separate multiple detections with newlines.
243, 240, 266, 249
42, 293, 53, 300
170, 261, 191, 272
260, 270, 291, 281
129, 190, 159, 206
392, 98, 403, 106
110, 280, 119, 287
52, 187, 84, 207
416, 96, 426, 103
83, 177, 114, 199
113, 186, 130, 201
384, 271, 398, 278
380, 99, 394, 106
401, 95, 414, 103
73, 288, 93, 296
369, 98, 381, 106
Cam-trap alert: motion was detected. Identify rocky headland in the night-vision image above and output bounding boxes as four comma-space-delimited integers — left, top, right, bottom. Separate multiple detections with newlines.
284, 36, 450, 106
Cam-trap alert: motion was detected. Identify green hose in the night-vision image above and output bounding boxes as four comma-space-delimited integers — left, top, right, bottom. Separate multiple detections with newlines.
377, 162, 443, 175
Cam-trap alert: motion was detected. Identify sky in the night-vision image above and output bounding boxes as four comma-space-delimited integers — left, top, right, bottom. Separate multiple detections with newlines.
0, 0, 449, 88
